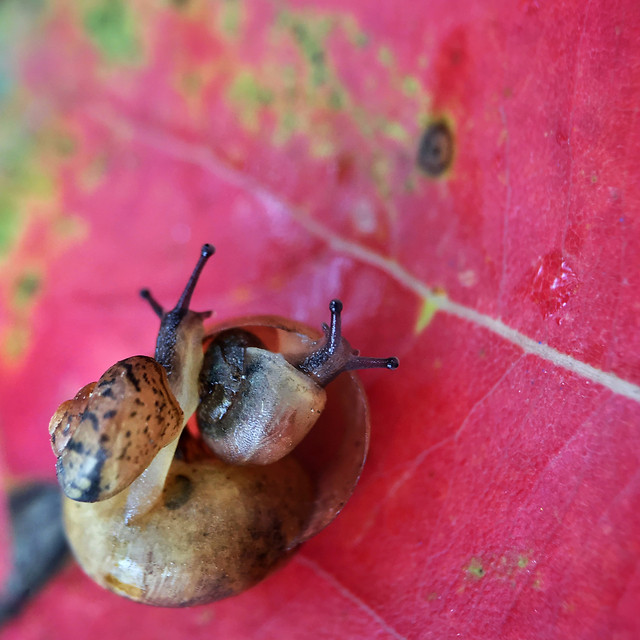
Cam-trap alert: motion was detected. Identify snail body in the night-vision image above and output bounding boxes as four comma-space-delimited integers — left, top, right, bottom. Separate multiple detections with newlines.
197, 301, 397, 466
49, 244, 398, 606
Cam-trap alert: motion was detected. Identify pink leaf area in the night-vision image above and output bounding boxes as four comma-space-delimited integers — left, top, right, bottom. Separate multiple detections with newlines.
1, 0, 639, 638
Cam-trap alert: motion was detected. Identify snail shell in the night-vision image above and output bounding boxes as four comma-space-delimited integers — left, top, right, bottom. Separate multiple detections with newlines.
50, 357, 182, 502
64, 455, 313, 606
59, 317, 370, 606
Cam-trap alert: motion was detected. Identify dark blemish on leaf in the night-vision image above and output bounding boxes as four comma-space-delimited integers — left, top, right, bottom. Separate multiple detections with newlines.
100, 387, 115, 398
99, 434, 110, 443
130, 411, 137, 418
103, 410, 117, 420
125, 430, 131, 438
417, 120, 454, 176
134, 397, 144, 406
164, 474, 193, 510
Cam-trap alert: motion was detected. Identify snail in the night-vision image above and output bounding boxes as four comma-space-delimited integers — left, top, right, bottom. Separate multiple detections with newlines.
49, 244, 399, 607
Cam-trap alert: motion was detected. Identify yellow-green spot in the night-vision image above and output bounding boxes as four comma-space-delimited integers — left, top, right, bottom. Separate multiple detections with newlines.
403, 75, 420, 96
403, 175, 418, 193
467, 557, 485, 579
310, 135, 336, 158
13, 271, 41, 309
382, 120, 409, 143
378, 45, 394, 67
590, 173, 598, 183
415, 298, 438, 334
354, 31, 369, 48
328, 88, 345, 110
0, 197, 20, 257
341, 14, 368, 48
1, 325, 30, 363
54, 133, 77, 157
84, 0, 142, 64
274, 110, 298, 146
279, 10, 333, 88
180, 71, 204, 97
517, 555, 528, 569
217, 0, 244, 39
227, 71, 274, 130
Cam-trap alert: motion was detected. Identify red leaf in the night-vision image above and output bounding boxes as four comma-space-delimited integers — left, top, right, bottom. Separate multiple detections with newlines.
1, 0, 639, 638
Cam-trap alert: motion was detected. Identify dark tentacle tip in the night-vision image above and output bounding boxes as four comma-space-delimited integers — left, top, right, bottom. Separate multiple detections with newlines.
329, 299, 343, 314
201, 243, 215, 258
386, 357, 399, 370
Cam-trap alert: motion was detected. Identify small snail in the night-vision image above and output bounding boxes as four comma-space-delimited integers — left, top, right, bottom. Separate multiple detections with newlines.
49, 244, 398, 607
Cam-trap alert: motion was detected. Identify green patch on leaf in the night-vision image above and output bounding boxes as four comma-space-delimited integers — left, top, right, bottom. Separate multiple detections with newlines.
83, 0, 142, 64
1, 325, 30, 363
402, 75, 420, 96
279, 10, 333, 88
0, 122, 53, 257
227, 71, 274, 130
54, 133, 77, 158
414, 297, 438, 334
217, 0, 244, 39
466, 557, 486, 579
382, 120, 410, 143
377, 45, 394, 67
0, 198, 20, 257
13, 271, 41, 310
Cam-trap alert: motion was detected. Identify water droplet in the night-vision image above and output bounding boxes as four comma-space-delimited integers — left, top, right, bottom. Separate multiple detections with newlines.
528, 250, 579, 318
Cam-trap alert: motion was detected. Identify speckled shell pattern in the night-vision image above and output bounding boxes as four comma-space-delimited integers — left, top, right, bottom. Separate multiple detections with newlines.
50, 356, 183, 502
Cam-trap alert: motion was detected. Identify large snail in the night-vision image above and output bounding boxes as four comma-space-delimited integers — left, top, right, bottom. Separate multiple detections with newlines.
49, 244, 398, 606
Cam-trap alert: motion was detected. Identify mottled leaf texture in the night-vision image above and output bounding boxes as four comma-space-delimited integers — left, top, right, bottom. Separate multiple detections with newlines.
0, 0, 639, 638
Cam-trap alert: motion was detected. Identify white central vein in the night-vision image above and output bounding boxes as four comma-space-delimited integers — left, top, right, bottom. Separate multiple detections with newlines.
92, 109, 640, 404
